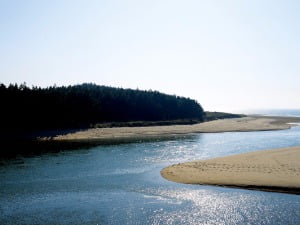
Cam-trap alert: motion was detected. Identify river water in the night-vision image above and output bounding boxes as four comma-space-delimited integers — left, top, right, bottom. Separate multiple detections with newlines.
1, 125, 300, 224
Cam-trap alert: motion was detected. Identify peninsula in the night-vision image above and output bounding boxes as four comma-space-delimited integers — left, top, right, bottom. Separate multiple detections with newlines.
161, 146, 300, 194
51, 116, 300, 144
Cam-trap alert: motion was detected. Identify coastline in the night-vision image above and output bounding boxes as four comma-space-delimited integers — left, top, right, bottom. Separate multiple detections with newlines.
3, 116, 300, 194
161, 146, 300, 195
3, 115, 300, 159
48, 116, 300, 143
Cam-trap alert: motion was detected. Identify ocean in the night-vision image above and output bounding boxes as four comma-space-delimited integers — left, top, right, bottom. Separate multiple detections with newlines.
247, 109, 300, 117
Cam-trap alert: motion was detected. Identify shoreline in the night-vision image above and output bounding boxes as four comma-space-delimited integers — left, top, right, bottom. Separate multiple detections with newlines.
48, 116, 300, 143
161, 146, 300, 195
2, 115, 300, 159
208, 184, 300, 195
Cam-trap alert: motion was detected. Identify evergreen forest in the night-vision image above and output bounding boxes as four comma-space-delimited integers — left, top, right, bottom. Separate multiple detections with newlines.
0, 83, 205, 132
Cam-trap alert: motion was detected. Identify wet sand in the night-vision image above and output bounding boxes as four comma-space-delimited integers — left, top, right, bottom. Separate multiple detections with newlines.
161, 146, 300, 194
50, 116, 300, 143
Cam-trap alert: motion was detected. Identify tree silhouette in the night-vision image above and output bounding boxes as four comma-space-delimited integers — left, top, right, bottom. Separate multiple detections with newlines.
0, 83, 204, 132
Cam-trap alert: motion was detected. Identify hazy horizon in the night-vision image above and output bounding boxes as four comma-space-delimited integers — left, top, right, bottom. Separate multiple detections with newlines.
1, 0, 300, 112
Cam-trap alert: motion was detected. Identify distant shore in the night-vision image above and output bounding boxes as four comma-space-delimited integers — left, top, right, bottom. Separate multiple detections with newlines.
49, 116, 300, 144
2, 116, 300, 158
160, 146, 300, 194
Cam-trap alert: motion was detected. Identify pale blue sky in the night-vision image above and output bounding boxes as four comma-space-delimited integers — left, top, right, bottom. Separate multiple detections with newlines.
1, 0, 300, 112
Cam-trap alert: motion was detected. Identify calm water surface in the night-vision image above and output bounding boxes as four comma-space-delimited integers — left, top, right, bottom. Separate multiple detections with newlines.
1, 126, 300, 224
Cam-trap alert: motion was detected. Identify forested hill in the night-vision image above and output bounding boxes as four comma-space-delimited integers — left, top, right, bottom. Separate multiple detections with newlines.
0, 83, 204, 131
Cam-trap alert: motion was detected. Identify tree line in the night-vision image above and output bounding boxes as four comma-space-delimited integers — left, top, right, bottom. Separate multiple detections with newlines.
0, 83, 204, 132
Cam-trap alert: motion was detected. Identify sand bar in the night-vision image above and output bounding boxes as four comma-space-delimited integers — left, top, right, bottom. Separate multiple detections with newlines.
50, 116, 300, 143
161, 146, 300, 194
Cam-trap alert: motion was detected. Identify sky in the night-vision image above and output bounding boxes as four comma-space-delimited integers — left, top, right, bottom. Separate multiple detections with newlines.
0, 0, 300, 112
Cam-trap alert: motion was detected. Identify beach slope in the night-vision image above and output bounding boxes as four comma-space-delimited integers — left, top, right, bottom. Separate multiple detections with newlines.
161, 146, 300, 194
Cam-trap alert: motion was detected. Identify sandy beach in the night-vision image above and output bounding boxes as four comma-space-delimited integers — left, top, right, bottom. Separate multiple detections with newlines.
161, 146, 300, 194
49, 116, 300, 194
50, 116, 300, 143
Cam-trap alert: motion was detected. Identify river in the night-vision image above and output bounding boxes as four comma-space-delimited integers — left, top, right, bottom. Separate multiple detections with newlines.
1, 125, 300, 224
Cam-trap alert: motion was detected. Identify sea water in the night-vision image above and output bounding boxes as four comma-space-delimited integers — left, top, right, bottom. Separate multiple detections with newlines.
247, 109, 300, 117
1, 117, 300, 224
